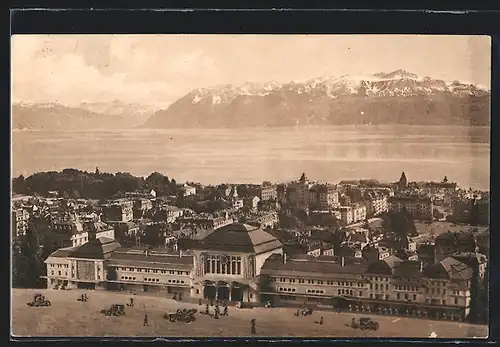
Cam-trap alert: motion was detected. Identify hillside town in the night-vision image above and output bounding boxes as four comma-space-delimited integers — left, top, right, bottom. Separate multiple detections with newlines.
11, 168, 489, 327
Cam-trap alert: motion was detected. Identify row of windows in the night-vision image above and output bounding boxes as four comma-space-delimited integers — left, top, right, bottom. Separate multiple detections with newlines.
205, 255, 242, 275
307, 289, 325, 294
370, 283, 390, 291
278, 287, 296, 292
430, 282, 447, 287
50, 264, 69, 268
428, 288, 447, 295
273, 278, 364, 287
119, 276, 187, 284
116, 267, 189, 275
338, 289, 357, 296
394, 285, 417, 291
50, 270, 67, 276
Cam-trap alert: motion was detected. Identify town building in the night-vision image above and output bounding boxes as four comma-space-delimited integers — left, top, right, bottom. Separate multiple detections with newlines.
132, 198, 153, 219
434, 232, 477, 263
181, 184, 197, 197
259, 182, 278, 201
43, 236, 121, 290
259, 254, 475, 320
243, 196, 260, 212
338, 206, 353, 226
352, 203, 367, 223
180, 223, 284, 303
388, 196, 433, 220
287, 173, 314, 210
71, 220, 115, 247
364, 193, 389, 218
102, 200, 134, 223
12, 208, 30, 236
308, 184, 339, 210
249, 212, 279, 229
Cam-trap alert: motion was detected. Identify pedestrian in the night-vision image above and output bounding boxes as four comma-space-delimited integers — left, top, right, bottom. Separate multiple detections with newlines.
205, 304, 209, 315
319, 317, 324, 325
143, 314, 149, 327
199, 298, 202, 306
210, 299, 214, 306
251, 319, 256, 335
130, 298, 134, 307
223, 306, 228, 316
179, 293, 183, 301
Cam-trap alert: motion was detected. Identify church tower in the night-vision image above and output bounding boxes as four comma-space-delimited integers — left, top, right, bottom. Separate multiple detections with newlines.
398, 172, 408, 189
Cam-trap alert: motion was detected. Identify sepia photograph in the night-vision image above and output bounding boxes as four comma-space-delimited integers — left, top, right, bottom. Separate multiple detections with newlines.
11, 34, 490, 339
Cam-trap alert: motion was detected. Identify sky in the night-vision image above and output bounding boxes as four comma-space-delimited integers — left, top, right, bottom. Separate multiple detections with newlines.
11, 35, 491, 109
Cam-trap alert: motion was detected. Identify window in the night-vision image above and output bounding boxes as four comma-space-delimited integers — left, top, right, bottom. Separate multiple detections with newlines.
51, 271, 54, 275
359, 291, 363, 297
397, 293, 400, 300
299, 279, 304, 284
375, 284, 378, 290
413, 294, 416, 301
169, 271, 174, 274
196, 289, 200, 294
370, 294, 373, 299
370, 284, 373, 290
454, 298, 458, 305
385, 295, 389, 300
405, 294, 409, 300
338, 289, 341, 295
385, 284, 389, 291
249, 294, 253, 299
442, 300, 446, 305
58, 271, 61, 276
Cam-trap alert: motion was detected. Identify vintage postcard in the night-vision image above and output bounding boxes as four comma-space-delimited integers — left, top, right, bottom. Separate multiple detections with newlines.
11, 34, 490, 338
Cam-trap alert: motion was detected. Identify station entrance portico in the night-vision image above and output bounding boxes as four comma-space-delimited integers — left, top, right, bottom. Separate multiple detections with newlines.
201, 280, 246, 302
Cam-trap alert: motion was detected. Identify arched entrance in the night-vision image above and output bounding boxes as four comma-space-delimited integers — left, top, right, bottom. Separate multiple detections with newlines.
217, 286, 230, 301
203, 281, 216, 300
231, 286, 244, 302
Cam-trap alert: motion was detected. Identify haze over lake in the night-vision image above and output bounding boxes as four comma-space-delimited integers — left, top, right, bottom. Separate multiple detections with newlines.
12, 125, 490, 190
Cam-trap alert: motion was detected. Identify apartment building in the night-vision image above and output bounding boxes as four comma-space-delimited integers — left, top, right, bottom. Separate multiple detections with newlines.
388, 196, 433, 220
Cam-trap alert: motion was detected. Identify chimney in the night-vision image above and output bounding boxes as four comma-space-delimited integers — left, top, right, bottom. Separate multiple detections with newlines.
283, 253, 287, 264
180, 249, 183, 258
145, 249, 148, 258
419, 261, 424, 272
341, 257, 345, 267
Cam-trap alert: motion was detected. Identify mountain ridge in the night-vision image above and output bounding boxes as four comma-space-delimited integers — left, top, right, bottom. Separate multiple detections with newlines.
142, 70, 490, 129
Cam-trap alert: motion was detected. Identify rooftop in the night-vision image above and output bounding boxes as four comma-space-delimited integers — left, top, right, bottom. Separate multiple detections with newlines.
186, 222, 283, 254
48, 237, 121, 260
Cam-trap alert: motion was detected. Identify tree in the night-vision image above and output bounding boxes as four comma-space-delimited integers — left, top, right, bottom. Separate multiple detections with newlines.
12, 239, 30, 288
468, 262, 482, 323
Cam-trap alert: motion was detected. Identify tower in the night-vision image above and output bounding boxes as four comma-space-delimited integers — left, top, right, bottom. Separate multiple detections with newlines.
398, 172, 408, 189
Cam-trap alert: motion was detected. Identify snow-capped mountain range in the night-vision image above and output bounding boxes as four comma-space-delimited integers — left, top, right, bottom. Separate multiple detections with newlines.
188, 69, 488, 106
143, 70, 490, 129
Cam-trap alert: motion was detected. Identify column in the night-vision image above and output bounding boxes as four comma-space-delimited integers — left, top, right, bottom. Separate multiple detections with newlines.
229, 287, 232, 302
215, 284, 219, 300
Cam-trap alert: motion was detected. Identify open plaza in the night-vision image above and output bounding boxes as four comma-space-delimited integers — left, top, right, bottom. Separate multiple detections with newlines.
11, 289, 487, 338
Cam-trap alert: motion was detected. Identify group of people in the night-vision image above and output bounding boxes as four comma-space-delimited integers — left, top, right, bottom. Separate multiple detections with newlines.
78, 294, 89, 303
203, 301, 229, 318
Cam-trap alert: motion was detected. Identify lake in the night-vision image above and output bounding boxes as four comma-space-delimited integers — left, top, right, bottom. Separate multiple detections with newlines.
12, 125, 490, 190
